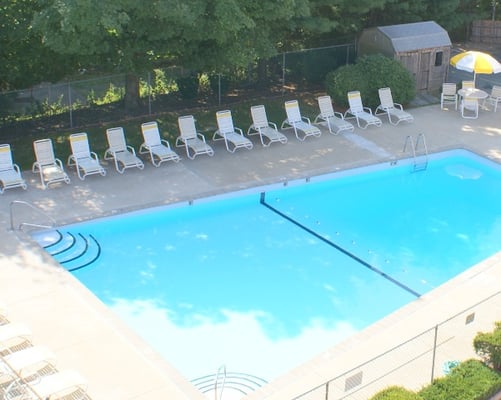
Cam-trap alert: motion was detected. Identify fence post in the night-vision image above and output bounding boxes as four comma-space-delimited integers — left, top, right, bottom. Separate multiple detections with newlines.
430, 324, 438, 383
147, 72, 152, 115
324, 381, 329, 400
68, 82, 73, 128
282, 53, 286, 95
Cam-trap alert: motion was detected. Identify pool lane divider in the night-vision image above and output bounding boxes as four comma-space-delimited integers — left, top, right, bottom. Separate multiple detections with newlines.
259, 192, 422, 298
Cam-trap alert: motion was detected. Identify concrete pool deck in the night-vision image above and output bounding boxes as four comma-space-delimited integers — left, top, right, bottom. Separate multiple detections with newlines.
0, 100, 500, 400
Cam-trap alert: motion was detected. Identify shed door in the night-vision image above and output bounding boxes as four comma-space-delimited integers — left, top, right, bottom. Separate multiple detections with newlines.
417, 51, 431, 91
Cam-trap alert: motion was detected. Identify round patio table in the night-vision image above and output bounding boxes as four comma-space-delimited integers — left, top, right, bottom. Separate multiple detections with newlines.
457, 88, 488, 99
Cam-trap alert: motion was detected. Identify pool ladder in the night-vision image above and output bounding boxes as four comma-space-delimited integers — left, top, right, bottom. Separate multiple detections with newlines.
403, 134, 428, 171
9, 200, 56, 231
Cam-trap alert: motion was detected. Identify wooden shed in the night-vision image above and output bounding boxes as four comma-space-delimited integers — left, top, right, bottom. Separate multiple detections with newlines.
358, 21, 452, 93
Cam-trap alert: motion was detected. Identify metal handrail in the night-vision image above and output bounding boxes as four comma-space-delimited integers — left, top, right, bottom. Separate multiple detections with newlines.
9, 200, 56, 232
214, 364, 227, 400
402, 134, 428, 171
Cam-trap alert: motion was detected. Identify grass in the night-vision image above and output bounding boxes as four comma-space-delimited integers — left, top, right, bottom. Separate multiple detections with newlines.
3, 90, 324, 171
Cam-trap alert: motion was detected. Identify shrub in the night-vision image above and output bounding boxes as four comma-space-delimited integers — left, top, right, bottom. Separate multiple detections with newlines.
418, 359, 501, 400
369, 386, 423, 400
325, 54, 416, 109
474, 321, 501, 371
176, 74, 199, 99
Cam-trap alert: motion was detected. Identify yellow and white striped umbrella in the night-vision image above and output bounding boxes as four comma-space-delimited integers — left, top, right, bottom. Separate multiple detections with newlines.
450, 50, 501, 81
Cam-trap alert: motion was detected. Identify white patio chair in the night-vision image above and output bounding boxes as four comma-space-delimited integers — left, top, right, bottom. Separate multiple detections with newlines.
104, 127, 145, 173
344, 91, 382, 129
460, 96, 479, 119
176, 115, 214, 159
314, 95, 354, 134
213, 110, 253, 153
139, 121, 180, 167
247, 105, 288, 146
462, 80, 475, 89
281, 100, 321, 140
441, 83, 458, 110
483, 85, 501, 112
67, 133, 106, 180
0, 144, 27, 194
32, 139, 71, 189
375, 87, 414, 125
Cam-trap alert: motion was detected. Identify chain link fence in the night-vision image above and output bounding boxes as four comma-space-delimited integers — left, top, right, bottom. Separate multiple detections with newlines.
293, 290, 501, 400
0, 43, 355, 130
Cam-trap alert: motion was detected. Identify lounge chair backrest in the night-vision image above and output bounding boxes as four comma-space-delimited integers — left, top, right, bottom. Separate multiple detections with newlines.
462, 80, 474, 89
317, 96, 335, 118
178, 115, 197, 140
141, 122, 162, 147
250, 105, 269, 129
0, 144, 14, 171
216, 110, 235, 134
442, 83, 457, 96
106, 127, 128, 152
491, 85, 501, 98
378, 87, 394, 109
285, 100, 302, 124
69, 133, 91, 159
347, 91, 364, 113
33, 139, 57, 166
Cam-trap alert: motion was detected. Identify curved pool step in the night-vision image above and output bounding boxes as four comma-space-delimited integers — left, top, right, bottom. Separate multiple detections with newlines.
31, 230, 101, 272
191, 371, 267, 398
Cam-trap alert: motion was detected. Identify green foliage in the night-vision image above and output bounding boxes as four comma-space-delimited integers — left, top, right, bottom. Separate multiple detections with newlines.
418, 359, 501, 400
474, 321, 501, 371
325, 54, 415, 109
369, 386, 423, 400
176, 75, 199, 100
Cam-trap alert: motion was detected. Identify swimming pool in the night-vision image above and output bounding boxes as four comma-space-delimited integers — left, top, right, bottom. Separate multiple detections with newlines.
32, 149, 501, 387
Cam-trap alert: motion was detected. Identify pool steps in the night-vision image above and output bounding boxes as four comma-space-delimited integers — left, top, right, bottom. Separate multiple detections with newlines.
31, 230, 101, 272
191, 369, 267, 397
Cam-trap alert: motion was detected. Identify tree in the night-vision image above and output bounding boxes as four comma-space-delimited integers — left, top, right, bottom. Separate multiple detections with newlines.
0, 0, 75, 91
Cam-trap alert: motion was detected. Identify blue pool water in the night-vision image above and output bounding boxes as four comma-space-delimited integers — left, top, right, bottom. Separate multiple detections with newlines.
33, 150, 501, 382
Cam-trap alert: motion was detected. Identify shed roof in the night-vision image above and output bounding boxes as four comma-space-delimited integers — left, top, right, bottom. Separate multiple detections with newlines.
377, 21, 451, 52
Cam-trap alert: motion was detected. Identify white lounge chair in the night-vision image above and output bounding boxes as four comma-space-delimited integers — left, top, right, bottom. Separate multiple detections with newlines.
281, 100, 321, 140
460, 96, 479, 119
375, 87, 414, 125
0, 144, 27, 194
32, 139, 71, 189
483, 85, 501, 112
104, 127, 145, 173
0, 323, 32, 355
67, 133, 106, 180
314, 95, 354, 134
139, 121, 180, 166
247, 105, 288, 146
30, 370, 89, 400
213, 110, 253, 153
441, 83, 458, 110
4, 346, 57, 379
344, 91, 382, 129
176, 115, 214, 159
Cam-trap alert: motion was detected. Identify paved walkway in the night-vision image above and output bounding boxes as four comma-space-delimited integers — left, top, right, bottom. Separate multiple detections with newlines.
0, 100, 500, 400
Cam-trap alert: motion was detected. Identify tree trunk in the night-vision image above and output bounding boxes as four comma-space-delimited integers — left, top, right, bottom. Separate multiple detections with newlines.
124, 73, 140, 109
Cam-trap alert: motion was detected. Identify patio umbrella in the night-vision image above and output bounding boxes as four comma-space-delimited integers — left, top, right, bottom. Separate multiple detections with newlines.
450, 50, 501, 83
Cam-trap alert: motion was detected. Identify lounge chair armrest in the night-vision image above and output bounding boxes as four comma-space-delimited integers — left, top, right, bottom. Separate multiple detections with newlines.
160, 139, 171, 149
13, 163, 21, 173
268, 121, 278, 130
90, 151, 99, 161
394, 102, 404, 110
234, 127, 244, 136
301, 116, 312, 124
126, 145, 137, 155
55, 158, 64, 169
196, 133, 207, 143
246, 124, 256, 135
32, 161, 40, 173
363, 107, 374, 115
333, 111, 345, 119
